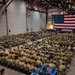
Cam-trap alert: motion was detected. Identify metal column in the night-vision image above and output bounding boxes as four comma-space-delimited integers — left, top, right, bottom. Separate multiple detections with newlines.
4, 0, 9, 36
5, 9, 8, 36
26, 9, 28, 33
46, 7, 48, 24
46, 7, 48, 30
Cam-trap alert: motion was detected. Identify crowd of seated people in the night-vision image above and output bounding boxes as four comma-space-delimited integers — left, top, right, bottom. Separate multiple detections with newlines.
0, 32, 75, 75
0, 32, 50, 49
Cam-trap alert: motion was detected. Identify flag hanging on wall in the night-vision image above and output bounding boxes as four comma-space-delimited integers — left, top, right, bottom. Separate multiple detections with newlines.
53, 14, 75, 31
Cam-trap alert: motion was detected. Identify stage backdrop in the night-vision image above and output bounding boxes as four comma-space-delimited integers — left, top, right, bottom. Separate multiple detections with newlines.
53, 14, 75, 31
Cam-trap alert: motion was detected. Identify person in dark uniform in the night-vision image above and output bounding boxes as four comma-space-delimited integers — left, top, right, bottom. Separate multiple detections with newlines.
0, 68, 5, 75
49, 53, 54, 59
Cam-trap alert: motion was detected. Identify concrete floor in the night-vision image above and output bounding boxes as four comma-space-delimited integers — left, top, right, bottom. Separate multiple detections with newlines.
66, 55, 75, 75
0, 65, 25, 75
0, 56, 75, 75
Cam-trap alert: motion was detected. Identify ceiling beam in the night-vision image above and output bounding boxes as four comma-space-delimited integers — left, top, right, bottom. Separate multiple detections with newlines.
0, 1, 4, 4
27, 8, 46, 13
2, 0, 13, 13
27, 0, 38, 8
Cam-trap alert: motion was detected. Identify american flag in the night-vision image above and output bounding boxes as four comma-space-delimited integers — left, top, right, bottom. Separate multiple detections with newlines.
53, 15, 75, 31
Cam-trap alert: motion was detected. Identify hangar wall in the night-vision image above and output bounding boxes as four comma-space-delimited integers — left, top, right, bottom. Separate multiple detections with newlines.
0, 0, 46, 36
48, 8, 60, 24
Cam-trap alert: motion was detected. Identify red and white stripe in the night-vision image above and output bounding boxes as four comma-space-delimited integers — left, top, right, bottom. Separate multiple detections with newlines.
54, 15, 75, 30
